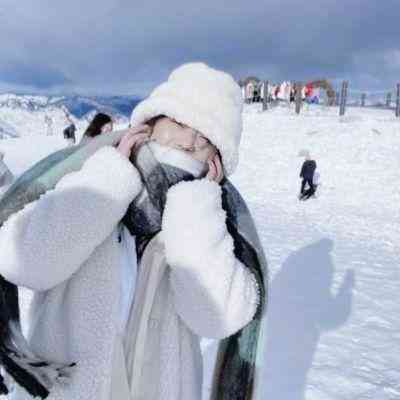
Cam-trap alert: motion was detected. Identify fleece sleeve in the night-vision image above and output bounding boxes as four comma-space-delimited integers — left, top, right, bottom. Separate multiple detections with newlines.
0, 146, 142, 291
162, 179, 260, 339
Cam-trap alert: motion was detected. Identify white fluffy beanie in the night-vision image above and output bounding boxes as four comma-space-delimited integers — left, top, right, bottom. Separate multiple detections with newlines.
130, 63, 243, 176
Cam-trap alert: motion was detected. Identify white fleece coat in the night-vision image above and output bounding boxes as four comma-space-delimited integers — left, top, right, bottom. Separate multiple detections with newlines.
0, 146, 259, 400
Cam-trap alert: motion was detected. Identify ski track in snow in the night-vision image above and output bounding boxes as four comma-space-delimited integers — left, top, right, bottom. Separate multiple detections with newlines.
1, 104, 399, 399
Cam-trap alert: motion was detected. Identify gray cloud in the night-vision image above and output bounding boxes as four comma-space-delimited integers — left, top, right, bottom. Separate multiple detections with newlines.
0, 63, 71, 88
0, 0, 399, 95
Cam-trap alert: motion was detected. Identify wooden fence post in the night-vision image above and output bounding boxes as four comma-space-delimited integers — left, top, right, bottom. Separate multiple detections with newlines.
295, 82, 302, 114
396, 84, 400, 117
386, 93, 392, 108
339, 81, 348, 116
262, 81, 269, 111
361, 93, 366, 107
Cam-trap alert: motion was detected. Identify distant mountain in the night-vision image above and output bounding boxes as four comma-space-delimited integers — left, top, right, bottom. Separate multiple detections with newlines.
50, 95, 143, 118
0, 93, 143, 139
0, 93, 143, 118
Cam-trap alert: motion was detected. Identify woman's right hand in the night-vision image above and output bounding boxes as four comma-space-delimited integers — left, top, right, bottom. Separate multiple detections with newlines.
117, 125, 152, 158
206, 153, 224, 184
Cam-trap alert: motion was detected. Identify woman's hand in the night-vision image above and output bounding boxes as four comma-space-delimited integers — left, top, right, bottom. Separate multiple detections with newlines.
206, 153, 224, 183
117, 125, 152, 158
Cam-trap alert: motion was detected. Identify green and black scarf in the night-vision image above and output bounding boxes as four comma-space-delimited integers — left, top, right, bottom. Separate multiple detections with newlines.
0, 129, 268, 399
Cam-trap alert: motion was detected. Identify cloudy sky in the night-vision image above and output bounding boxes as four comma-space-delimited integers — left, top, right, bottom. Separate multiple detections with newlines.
1, 0, 399, 96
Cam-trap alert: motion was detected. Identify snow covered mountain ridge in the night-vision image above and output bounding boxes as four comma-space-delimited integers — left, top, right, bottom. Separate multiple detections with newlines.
0, 93, 143, 139
0, 93, 142, 117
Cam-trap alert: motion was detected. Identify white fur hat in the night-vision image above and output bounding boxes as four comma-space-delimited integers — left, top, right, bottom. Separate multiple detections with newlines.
130, 62, 243, 176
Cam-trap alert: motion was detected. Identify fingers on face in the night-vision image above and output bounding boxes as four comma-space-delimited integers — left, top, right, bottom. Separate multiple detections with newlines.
121, 123, 150, 141
207, 159, 217, 180
129, 124, 152, 135
213, 154, 223, 180
122, 125, 151, 142
125, 133, 150, 149
209, 153, 223, 183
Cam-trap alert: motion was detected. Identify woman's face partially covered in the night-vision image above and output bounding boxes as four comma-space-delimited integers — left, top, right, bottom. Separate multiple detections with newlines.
150, 117, 217, 163
101, 122, 113, 134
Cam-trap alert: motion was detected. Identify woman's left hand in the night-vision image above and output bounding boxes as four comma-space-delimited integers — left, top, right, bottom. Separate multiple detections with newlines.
206, 153, 224, 184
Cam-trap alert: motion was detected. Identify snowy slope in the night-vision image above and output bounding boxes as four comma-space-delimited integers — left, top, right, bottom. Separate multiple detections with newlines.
204, 103, 400, 400
0, 93, 141, 142
0, 103, 81, 139
0, 118, 18, 139
0, 103, 399, 399
231, 103, 400, 400
0, 93, 141, 118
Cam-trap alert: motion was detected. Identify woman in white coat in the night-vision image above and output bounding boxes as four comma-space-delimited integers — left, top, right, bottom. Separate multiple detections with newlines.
0, 63, 260, 400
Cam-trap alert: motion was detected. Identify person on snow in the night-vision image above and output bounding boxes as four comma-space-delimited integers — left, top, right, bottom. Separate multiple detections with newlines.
0, 151, 13, 191
0, 63, 262, 400
79, 113, 113, 145
63, 123, 77, 146
299, 153, 317, 200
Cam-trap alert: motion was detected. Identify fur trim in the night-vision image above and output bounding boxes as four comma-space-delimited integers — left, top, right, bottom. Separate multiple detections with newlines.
131, 63, 243, 176
0, 146, 142, 291
162, 179, 259, 337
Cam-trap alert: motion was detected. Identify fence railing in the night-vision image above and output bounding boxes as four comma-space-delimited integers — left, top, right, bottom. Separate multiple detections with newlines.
245, 81, 400, 117
337, 84, 400, 117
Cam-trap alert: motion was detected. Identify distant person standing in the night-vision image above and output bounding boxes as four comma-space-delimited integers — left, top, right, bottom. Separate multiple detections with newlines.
63, 123, 77, 146
299, 154, 317, 200
290, 85, 297, 103
45, 115, 54, 136
0, 151, 14, 192
79, 113, 113, 145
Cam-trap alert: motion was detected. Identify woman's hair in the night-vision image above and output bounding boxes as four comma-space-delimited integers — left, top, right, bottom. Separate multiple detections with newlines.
83, 113, 112, 138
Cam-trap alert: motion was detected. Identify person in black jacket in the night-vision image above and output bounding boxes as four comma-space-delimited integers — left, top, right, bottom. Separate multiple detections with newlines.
63, 123, 77, 145
299, 155, 317, 200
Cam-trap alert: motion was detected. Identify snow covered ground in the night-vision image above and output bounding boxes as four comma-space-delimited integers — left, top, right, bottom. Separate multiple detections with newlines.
233, 103, 400, 400
0, 103, 399, 399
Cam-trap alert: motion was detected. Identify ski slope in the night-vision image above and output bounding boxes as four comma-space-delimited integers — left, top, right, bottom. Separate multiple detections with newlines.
0, 103, 399, 399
